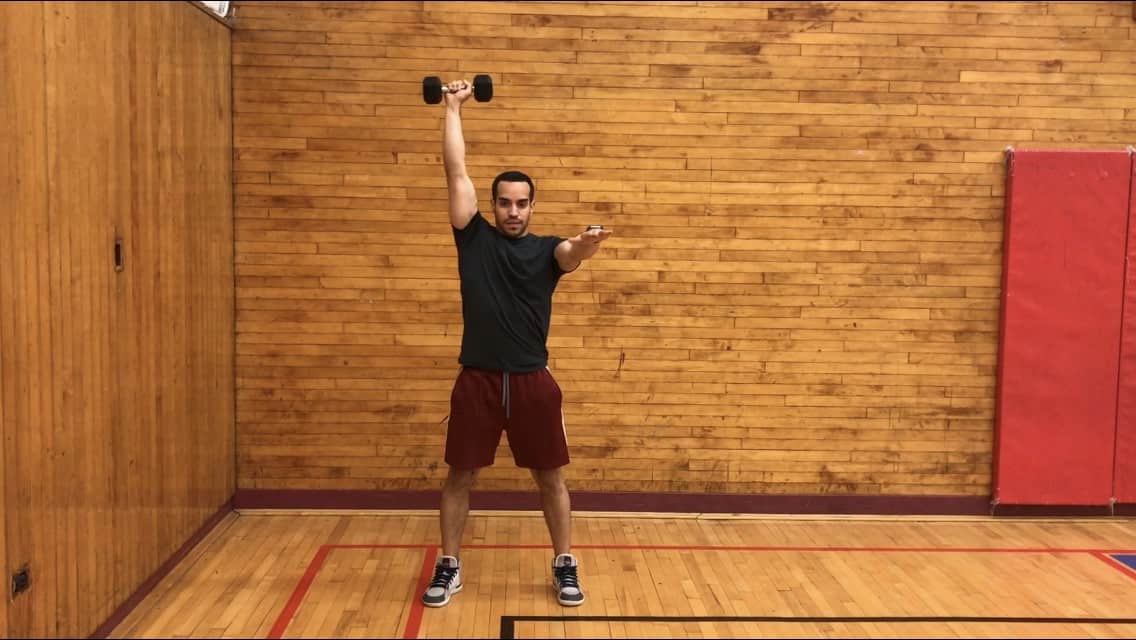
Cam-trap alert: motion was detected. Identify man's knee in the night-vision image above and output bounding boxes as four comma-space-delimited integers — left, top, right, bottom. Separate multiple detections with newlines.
530, 467, 566, 494
444, 467, 479, 492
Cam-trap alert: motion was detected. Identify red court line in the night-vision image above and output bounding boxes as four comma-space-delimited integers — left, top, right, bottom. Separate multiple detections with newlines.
402, 547, 438, 640
565, 544, 1136, 554
267, 545, 331, 639
322, 542, 1136, 554
1092, 551, 1136, 582
267, 543, 1136, 639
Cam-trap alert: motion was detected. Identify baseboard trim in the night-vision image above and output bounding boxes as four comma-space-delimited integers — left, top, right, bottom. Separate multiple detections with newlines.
1114, 502, 1136, 516
989, 503, 1117, 517
233, 489, 995, 515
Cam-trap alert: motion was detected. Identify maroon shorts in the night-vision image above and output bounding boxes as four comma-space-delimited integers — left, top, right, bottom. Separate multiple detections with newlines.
445, 366, 569, 470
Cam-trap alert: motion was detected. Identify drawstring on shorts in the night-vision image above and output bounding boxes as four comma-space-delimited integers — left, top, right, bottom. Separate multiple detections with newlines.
501, 372, 511, 419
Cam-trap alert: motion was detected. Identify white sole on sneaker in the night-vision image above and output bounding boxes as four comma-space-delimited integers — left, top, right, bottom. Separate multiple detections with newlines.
422, 582, 462, 608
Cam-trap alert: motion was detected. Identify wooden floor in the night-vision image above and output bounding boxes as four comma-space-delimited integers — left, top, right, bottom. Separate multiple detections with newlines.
107, 510, 1136, 639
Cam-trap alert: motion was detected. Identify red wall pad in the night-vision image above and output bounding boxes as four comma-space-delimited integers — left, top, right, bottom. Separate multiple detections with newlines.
1115, 154, 1136, 504
994, 150, 1131, 506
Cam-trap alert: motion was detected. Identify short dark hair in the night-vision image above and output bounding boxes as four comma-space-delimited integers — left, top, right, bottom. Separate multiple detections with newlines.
491, 170, 534, 203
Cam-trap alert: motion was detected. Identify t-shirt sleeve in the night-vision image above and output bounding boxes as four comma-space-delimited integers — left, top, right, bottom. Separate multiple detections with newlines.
453, 211, 486, 248
547, 235, 571, 276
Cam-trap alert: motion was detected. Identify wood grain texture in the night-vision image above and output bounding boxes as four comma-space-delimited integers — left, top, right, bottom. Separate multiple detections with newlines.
1, 2, 234, 637
0, 3, 51, 636
107, 511, 1136, 638
228, 2, 1136, 497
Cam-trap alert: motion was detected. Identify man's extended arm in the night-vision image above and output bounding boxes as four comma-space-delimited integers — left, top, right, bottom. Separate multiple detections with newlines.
443, 80, 477, 230
555, 227, 613, 273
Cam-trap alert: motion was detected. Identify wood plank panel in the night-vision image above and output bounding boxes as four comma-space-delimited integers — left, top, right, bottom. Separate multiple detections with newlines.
0, 307, 5, 640
128, 0, 236, 614
2, 2, 234, 637
118, 2, 162, 619
0, 2, 53, 635
230, 1, 1136, 499
43, 4, 138, 632
171, 0, 236, 554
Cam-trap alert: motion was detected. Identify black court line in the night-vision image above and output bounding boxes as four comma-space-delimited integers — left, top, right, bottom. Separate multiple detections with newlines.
500, 615, 1136, 639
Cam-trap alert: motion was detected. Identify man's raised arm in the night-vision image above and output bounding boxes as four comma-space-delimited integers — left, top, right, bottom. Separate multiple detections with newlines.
443, 80, 478, 230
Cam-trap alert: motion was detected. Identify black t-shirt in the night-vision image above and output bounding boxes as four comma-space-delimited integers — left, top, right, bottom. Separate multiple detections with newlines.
453, 214, 567, 372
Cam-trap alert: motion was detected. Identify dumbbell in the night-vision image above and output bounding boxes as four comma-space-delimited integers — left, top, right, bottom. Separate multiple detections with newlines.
422, 74, 493, 104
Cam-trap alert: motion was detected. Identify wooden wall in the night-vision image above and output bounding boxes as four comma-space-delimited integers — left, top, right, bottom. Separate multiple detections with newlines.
230, 2, 1136, 498
0, 2, 234, 637
0, 5, 42, 635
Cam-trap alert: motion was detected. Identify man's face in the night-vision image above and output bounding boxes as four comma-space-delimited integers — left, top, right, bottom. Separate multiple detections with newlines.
493, 180, 533, 238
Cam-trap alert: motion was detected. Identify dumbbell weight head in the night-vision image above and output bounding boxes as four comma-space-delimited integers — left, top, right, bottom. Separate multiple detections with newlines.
422, 74, 493, 104
472, 74, 493, 102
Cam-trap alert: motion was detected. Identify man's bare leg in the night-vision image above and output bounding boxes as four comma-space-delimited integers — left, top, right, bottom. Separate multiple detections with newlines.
531, 467, 571, 555
441, 467, 478, 557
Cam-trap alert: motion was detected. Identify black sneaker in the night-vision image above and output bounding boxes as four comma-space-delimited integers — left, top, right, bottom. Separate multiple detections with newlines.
552, 553, 584, 606
421, 555, 462, 607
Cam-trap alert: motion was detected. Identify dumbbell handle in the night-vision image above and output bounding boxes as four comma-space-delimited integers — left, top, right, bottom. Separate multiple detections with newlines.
439, 81, 480, 95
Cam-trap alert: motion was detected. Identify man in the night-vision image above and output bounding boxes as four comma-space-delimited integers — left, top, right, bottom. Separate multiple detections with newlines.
421, 78, 612, 609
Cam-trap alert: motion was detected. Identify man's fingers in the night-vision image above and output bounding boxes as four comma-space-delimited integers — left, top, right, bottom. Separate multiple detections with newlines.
576, 229, 612, 244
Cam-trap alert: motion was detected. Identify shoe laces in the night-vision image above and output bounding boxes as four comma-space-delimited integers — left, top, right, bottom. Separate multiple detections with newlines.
430, 563, 458, 589
554, 563, 579, 589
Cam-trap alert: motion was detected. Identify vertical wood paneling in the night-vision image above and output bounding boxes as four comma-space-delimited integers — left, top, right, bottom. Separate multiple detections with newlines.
200, 0, 237, 526
157, 0, 236, 565
1, 2, 234, 637
1, 2, 56, 635
118, 1, 163, 610
157, 0, 189, 568
0, 325, 5, 640
116, 2, 235, 635
230, 1, 1136, 498
43, 4, 125, 631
